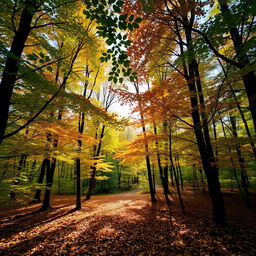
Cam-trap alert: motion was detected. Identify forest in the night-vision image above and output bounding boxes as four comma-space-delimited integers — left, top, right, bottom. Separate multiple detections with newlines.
0, 0, 256, 255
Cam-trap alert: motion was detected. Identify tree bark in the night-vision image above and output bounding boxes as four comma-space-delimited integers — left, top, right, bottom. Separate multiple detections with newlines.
153, 123, 170, 204
184, 22, 226, 225
0, 0, 41, 143
169, 128, 185, 212
230, 116, 251, 207
85, 125, 106, 200
34, 158, 47, 202
134, 82, 156, 202
217, 0, 256, 133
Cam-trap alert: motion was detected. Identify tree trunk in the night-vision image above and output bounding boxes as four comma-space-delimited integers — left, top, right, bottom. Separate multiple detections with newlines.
134, 82, 156, 202
153, 123, 170, 204
75, 158, 81, 209
183, 24, 226, 225
230, 116, 251, 207
85, 125, 105, 200
218, 60, 256, 160
219, 116, 242, 193
152, 165, 156, 192
218, 0, 256, 133
0, 0, 41, 143
169, 129, 185, 212
176, 156, 184, 191
170, 166, 175, 186
40, 158, 53, 210
34, 158, 47, 202
85, 166, 96, 200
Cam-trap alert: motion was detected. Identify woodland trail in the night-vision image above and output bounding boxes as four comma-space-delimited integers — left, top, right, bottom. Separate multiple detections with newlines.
0, 189, 256, 255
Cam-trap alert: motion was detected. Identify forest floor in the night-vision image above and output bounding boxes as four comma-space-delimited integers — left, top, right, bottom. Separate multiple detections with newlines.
0, 188, 256, 256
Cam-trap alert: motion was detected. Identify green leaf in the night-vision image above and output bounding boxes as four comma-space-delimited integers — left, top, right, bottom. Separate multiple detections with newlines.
86, 2, 92, 8
92, 0, 98, 6
119, 53, 128, 60
27, 54, 37, 61
119, 22, 127, 30
83, 10, 90, 18
133, 23, 139, 29
39, 59, 44, 63
129, 15, 134, 22
134, 17, 142, 23
119, 77, 123, 83
100, 57, 105, 62
113, 77, 118, 83
125, 40, 131, 46
113, 5, 121, 13
47, 66, 53, 72
39, 53, 45, 58
108, 76, 113, 81
106, 39, 113, 45
116, 1, 124, 7
120, 14, 128, 20
128, 23, 133, 31
124, 60, 130, 67
130, 76, 135, 82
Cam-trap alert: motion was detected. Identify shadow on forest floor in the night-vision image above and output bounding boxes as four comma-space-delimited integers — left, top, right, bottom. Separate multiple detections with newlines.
0, 189, 256, 255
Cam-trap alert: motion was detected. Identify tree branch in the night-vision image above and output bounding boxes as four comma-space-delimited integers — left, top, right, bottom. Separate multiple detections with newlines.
191, 27, 242, 68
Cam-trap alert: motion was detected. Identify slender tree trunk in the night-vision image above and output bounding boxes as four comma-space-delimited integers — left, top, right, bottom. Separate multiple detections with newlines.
218, 60, 256, 160
230, 116, 251, 207
86, 166, 96, 200
75, 158, 81, 209
219, 116, 242, 192
152, 165, 156, 192
199, 168, 206, 193
170, 166, 175, 186
162, 121, 170, 193
40, 131, 58, 210
169, 130, 185, 212
192, 164, 197, 194
153, 123, 170, 204
212, 119, 219, 163
34, 158, 47, 202
39, 40, 79, 209
176, 156, 184, 190
40, 158, 53, 210
218, 0, 256, 133
134, 82, 156, 202
86, 125, 105, 200
29, 160, 37, 183
10, 153, 27, 199
116, 160, 121, 189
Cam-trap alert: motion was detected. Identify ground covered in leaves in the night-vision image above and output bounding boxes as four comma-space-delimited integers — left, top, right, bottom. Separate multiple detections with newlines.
0, 188, 255, 255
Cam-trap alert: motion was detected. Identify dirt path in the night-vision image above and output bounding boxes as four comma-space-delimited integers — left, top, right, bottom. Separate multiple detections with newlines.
0, 190, 256, 255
